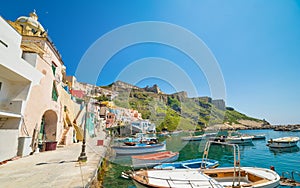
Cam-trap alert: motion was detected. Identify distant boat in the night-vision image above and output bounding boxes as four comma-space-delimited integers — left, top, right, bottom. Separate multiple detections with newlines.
267, 137, 299, 148
181, 135, 204, 141
209, 135, 227, 142
251, 134, 266, 140
153, 158, 219, 170
170, 130, 183, 135
225, 131, 253, 144
203, 132, 217, 138
226, 135, 253, 144
131, 151, 179, 169
112, 141, 166, 155
291, 128, 300, 132
115, 135, 158, 145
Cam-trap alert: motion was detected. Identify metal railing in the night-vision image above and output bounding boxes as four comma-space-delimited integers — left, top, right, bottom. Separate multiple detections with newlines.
201, 141, 241, 187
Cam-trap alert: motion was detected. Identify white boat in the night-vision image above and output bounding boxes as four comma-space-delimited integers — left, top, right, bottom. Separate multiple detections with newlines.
124, 141, 280, 188
203, 132, 218, 138
226, 135, 253, 144
225, 131, 253, 144
181, 135, 204, 141
251, 134, 266, 140
267, 136, 299, 148
131, 151, 179, 169
112, 141, 166, 155
129, 167, 280, 188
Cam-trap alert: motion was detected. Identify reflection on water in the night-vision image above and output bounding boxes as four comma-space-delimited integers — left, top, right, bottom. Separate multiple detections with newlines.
103, 129, 300, 188
269, 146, 300, 154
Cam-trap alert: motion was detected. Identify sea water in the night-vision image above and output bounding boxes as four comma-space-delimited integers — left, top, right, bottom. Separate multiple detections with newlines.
103, 129, 300, 188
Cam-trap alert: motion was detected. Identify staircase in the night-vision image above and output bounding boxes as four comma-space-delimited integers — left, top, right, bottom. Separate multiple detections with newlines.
58, 109, 73, 146
58, 126, 71, 145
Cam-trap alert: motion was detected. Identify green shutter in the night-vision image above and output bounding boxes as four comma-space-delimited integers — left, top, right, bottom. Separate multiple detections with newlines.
52, 64, 56, 75
52, 83, 58, 101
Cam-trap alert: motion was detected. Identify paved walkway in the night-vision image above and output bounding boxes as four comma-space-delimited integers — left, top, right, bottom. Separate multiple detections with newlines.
0, 130, 110, 188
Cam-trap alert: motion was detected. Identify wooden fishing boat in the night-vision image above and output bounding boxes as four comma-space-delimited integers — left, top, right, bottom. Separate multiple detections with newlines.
112, 141, 166, 155
153, 158, 219, 170
267, 136, 299, 148
124, 141, 280, 188
131, 151, 179, 169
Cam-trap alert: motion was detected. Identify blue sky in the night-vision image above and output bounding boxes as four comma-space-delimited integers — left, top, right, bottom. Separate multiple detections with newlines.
1, 1, 300, 125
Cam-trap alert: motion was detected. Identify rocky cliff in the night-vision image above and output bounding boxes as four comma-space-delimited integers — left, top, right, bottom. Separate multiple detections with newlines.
102, 81, 267, 131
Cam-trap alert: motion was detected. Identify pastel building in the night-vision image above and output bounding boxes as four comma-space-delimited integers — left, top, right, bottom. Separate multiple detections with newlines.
0, 16, 43, 161
131, 120, 156, 134
0, 12, 84, 161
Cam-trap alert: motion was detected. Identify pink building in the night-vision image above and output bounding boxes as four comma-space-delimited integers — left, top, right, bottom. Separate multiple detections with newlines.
4, 12, 83, 157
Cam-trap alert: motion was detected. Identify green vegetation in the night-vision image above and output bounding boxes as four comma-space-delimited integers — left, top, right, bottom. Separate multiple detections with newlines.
110, 86, 263, 131
224, 110, 261, 124
95, 95, 110, 102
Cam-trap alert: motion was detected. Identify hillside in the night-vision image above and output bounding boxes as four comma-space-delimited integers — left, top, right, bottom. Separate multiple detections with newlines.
104, 81, 267, 131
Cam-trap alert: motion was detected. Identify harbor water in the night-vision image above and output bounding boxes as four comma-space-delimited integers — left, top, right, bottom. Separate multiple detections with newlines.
103, 129, 300, 188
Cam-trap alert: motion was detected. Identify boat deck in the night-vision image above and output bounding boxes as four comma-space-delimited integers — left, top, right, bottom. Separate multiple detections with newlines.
134, 169, 221, 188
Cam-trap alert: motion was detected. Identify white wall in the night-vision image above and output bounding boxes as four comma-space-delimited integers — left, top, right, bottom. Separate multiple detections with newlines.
0, 129, 19, 161
0, 17, 43, 86
0, 16, 42, 161
0, 17, 22, 58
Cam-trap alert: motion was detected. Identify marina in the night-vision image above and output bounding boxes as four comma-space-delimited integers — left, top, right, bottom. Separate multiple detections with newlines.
104, 129, 300, 187
1, 3, 300, 188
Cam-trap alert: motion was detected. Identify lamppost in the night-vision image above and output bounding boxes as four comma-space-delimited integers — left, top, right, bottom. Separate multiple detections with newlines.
78, 94, 89, 162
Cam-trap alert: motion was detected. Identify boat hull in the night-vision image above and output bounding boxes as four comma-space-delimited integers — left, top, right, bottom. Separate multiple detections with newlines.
181, 135, 204, 141
267, 137, 299, 148
112, 142, 166, 155
226, 136, 253, 144
132, 151, 179, 169
252, 134, 266, 140
129, 167, 280, 188
153, 158, 219, 170
267, 141, 298, 148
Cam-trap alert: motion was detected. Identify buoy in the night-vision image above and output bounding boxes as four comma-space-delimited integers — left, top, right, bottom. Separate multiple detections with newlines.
270, 166, 275, 171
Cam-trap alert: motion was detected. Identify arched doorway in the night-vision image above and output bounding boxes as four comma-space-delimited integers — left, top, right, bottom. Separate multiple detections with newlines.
39, 110, 58, 142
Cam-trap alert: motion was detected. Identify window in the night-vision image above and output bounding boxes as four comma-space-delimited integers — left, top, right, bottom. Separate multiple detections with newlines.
51, 62, 57, 76
52, 82, 58, 101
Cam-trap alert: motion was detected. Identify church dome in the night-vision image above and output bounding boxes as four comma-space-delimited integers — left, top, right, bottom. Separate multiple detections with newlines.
16, 11, 45, 33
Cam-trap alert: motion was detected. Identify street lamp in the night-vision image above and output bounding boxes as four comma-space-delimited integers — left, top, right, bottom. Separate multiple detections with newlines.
78, 94, 89, 162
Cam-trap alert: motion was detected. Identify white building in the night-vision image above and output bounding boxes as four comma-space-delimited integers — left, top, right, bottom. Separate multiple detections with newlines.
131, 120, 156, 134
0, 16, 43, 161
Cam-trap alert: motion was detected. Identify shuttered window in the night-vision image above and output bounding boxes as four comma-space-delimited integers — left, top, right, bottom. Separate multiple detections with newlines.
52, 82, 58, 101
